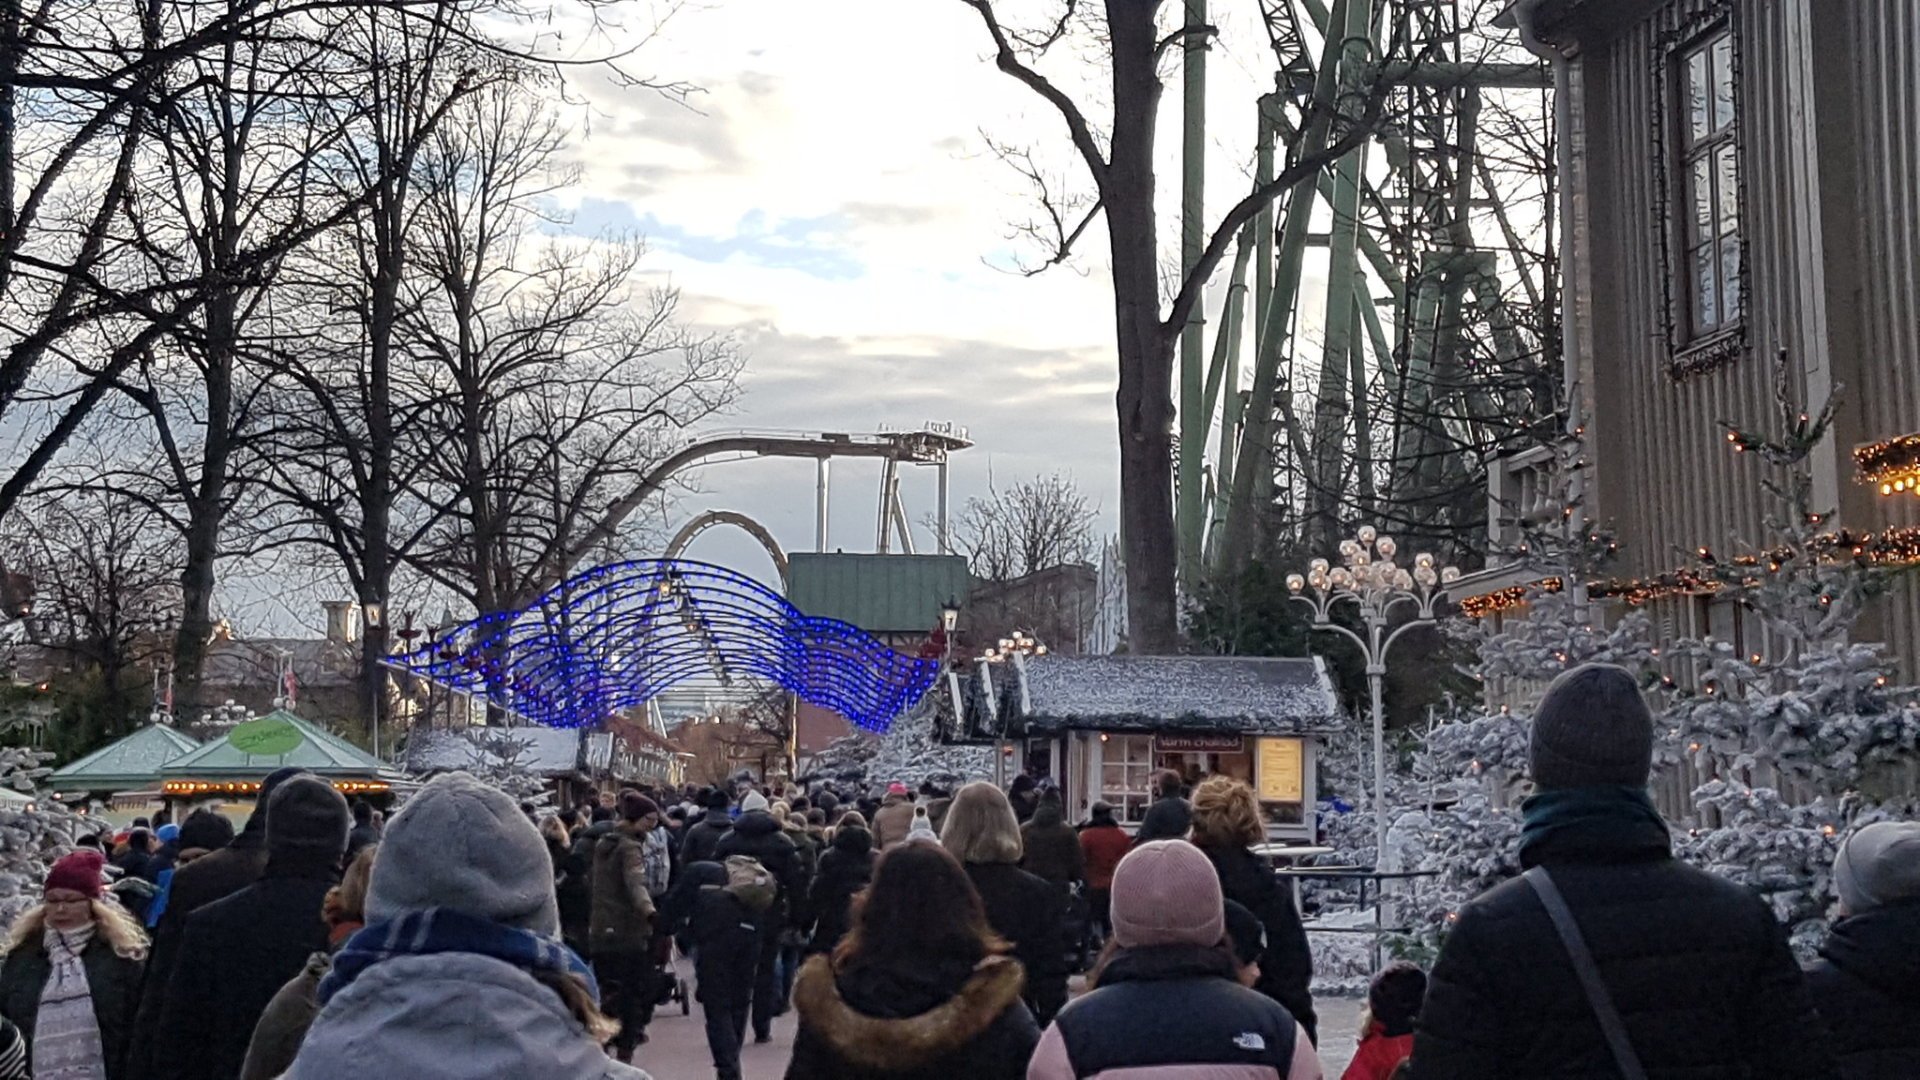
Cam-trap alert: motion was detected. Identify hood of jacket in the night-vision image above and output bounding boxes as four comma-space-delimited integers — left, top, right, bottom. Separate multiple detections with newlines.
285, 951, 651, 1080
831, 825, 873, 856
698, 807, 731, 827
1819, 902, 1920, 1003
1030, 800, 1064, 829
1096, 943, 1240, 988
793, 953, 1024, 1072
731, 809, 779, 837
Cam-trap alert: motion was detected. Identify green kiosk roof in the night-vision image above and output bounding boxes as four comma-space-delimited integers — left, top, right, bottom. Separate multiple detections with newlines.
159, 711, 396, 780
48, 724, 203, 794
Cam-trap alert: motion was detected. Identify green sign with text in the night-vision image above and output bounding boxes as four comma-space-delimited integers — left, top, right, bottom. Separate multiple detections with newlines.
229, 717, 302, 757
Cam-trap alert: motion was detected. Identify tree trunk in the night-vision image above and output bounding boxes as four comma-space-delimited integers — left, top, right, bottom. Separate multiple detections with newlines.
1106, 2, 1178, 654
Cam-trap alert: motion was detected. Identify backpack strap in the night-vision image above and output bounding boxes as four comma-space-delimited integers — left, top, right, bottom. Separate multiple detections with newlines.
1522, 866, 1649, 1080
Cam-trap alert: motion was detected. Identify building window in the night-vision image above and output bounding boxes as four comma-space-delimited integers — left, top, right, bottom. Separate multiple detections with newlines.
1098, 734, 1154, 823
1656, 6, 1746, 381
1677, 30, 1739, 341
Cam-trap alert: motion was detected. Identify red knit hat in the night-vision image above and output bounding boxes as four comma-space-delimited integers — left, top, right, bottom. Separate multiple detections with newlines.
45, 850, 107, 899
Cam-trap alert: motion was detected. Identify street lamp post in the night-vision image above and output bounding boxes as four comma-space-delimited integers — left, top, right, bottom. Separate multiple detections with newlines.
1287, 525, 1459, 871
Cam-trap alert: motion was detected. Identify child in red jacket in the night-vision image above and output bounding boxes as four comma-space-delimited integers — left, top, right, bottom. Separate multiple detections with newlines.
1342, 962, 1427, 1080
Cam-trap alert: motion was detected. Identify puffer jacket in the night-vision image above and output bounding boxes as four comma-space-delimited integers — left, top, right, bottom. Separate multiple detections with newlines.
870, 794, 915, 851
1028, 945, 1321, 1080
588, 827, 653, 956
806, 826, 875, 955
1805, 902, 1920, 1079
678, 808, 732, 867
784, 953, 1038, 1080
281, 951, 651, 1080
1020, 803, 1086, 886
1411, 812, 1837, 1079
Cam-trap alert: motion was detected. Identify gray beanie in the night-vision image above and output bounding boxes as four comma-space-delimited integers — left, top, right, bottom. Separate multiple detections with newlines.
367, 772, 560, 936
1529, 662, 1654, 790
1833, 821, 1920, 914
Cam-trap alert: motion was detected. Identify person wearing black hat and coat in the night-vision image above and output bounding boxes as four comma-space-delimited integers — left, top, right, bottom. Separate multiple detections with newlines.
713, 798, 801, 1044
680, 790, 735, 867
1411, 663, 1837, 1079
1805, 821, 1920, 1080
152, 776, 350, 1080
805, 818, 875, 956
125, 765, 308, 1080
663, 861, 762, 1080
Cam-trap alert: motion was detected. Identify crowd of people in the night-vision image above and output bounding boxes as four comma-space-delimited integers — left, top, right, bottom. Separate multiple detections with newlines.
0, 662, 1908, 1078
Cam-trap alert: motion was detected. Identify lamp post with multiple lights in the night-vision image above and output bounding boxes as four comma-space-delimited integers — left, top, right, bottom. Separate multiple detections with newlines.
1287, 525, 1459, 868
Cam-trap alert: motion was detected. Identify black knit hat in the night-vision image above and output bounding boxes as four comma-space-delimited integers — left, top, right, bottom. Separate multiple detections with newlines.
266, 776, 351, 856
1222, 898, 1265, 967
178, 809, 236, 853
1529, 662, 1655, 790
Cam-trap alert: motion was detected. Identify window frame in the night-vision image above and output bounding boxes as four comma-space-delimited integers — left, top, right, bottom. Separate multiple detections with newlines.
1655, 8, 1748, 381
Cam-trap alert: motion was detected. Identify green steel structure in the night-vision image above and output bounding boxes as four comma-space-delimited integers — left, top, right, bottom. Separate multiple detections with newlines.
1176, 0, 1557, 580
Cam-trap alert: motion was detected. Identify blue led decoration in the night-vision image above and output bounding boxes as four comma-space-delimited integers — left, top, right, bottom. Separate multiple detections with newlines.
389, 559, 942, 733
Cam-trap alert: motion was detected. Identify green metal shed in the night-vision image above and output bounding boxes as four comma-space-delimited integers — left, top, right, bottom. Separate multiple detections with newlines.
47, 724, 202, 795
158, 710, 402, 799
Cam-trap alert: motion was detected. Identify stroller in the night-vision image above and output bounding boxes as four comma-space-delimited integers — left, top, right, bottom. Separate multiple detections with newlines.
651, 932, 692, 1017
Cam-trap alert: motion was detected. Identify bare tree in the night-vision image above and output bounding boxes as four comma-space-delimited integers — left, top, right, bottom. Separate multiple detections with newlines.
945, 471, 1097, 583
953, 1, 1390, 651
397, 84, 741, 619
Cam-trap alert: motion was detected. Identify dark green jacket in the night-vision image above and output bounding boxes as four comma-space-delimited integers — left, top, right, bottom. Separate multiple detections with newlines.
0, 932, 145, 1080
589, 828, 654, 955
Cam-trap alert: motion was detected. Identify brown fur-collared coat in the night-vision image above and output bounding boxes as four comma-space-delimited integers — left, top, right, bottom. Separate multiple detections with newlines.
783, 953, 1039, 1080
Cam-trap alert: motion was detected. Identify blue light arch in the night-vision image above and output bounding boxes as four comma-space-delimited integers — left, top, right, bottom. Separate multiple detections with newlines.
391, 560, 940, 732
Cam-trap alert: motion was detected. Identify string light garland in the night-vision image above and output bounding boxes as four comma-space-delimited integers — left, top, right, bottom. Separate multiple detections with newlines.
390, 559, 942, 733
1854, 432, 1920, 496
1460, 527, 1920, 617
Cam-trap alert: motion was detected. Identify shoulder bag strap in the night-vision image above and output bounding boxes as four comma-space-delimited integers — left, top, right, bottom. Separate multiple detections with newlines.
1523, 866, 1650, 1080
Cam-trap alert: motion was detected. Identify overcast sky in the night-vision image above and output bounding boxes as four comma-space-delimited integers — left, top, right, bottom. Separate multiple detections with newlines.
531, 0, 1294, 589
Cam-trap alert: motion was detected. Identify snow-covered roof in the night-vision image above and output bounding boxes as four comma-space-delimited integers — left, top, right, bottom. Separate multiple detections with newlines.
977, 655, 1343, 736
404, 727, 587, 777
48, 724, 202, 793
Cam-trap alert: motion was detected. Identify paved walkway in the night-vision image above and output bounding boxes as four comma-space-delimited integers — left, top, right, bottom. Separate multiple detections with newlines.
634, 971, 1364, 1079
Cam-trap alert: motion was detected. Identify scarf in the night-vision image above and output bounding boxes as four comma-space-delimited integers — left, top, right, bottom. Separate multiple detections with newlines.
318, 908, 598, 1007
1518, 785, 1670, 864
34, 924, 107, 1080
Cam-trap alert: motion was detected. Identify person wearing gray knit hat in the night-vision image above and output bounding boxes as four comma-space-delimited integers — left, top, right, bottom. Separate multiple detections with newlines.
1832, 821, 1920, 915
1529, 661, 1655, 789
367, 771, 560, 937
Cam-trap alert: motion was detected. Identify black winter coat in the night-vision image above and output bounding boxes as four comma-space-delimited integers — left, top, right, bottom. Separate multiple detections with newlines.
964, 862, 1067, 1016
127, 827, 267, 1080
1196, 840, 1317, 1044
663, 863, 761, 1007
1134, 794, 1191, 845
784, 953, 1038, 1080
679, 808, 733, 867
806, 828, 875, 955
1805, 902, 1920, 1080
558, 821, 613, 951
1051, 945, 1302, 1075
152, 857, 336, 1080
1019, 805, 1085, 886
714, 810, 802, 929
1411, 816, 1836, 1079
0, 926, 145, 1080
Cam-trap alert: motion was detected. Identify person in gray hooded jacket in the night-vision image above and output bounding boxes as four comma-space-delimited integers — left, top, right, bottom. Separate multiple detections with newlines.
283, 773, 651, 1080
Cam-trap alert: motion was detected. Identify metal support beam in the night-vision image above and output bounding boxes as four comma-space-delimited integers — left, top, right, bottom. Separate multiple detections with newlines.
1176, 0, 1209, 589
816, 457, 831, 552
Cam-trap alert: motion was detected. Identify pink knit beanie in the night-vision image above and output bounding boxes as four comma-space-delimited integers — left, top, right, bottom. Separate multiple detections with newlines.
1109, 839, 1226, 949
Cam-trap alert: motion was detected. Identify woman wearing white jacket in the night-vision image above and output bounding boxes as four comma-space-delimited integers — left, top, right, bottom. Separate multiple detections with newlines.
283, 773, 651, 1080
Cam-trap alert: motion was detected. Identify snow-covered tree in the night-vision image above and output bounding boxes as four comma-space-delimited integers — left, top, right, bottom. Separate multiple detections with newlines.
456, 728, 552, 807
0, 747, 96, 931
803, 696, 992, 794
1663, 356, 1920, 947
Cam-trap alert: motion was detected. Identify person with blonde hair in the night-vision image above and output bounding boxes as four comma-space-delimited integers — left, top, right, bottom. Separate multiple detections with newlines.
0, 849, 147, 1079
939, 781, 1067, 1025
1189, 775, 1317, 1043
